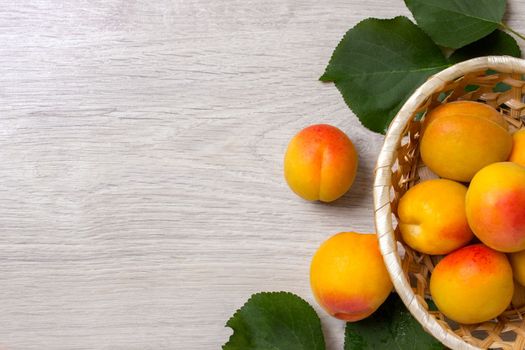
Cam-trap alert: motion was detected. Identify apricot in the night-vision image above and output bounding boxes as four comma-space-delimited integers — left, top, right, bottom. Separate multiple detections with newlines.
510, 250, 525, 287
430, 244, 513, 324
284, 124, 358, 202
420, 101, 512, 182
466, 162, 525, 252
510, 129, 525, 167
397, 179, 473, 255
310, 232, 392, 321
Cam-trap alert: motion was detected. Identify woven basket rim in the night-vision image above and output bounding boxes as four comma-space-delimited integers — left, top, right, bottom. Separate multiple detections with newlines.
373, 56, 525, 350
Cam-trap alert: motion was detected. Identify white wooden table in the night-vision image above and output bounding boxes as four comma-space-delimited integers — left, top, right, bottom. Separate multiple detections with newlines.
2, 1, 525, 349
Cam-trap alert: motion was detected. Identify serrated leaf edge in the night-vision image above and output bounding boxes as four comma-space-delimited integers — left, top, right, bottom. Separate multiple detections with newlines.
320, 16, 416, 82
319, 16, 450, 133
223, 291, 325, 350
403, 0, 506, 49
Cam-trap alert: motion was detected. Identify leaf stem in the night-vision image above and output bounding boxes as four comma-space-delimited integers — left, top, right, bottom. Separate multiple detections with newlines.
501, 22, 525, 42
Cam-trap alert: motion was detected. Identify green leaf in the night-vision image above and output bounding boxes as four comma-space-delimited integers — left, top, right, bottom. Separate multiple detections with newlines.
404, 0, 506, 49
223, 292, 325, 350
449, 30, 521, 63
344, 294, 446, 350
320, 16, 449, 134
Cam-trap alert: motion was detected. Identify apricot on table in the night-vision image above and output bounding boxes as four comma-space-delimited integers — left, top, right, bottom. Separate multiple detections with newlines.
420, 101, 512, 182
310, 232, 392, 322
510, 129, 525, 167
397, 179, 473, 255
430, 244, 513, 324
466, 162, 525, 253
284, 124, 358, 202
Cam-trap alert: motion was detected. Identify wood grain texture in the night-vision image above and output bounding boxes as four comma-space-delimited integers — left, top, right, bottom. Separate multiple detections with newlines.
1, 1, 524, 349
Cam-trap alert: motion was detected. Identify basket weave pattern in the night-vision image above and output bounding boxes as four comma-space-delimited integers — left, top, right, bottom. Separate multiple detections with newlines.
374, 57, 525, 350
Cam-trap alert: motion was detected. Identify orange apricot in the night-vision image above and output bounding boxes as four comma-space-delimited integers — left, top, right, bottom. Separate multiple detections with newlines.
466, 162, 525, 252
510, 250, 525, 287
430, 244, 513, 324
397, 179, 473, 255
284, 124, 358, 202
510, 129, 525, 167
420, 101, 512, 182
310, 232, 392, 322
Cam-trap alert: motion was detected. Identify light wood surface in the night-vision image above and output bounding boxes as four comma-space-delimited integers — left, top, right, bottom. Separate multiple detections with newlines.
1, 1, 524, 349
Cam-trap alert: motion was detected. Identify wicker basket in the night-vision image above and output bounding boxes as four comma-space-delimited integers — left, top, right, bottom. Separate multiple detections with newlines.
373, 56, 525, 350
